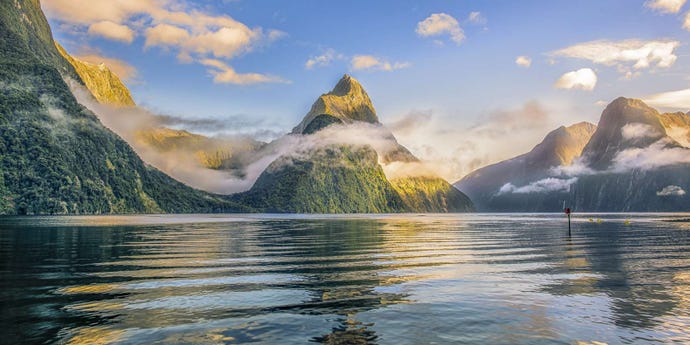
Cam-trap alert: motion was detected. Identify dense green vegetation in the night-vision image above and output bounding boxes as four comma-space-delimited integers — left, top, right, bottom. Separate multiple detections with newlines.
0, 0, 247, 214
234, 145, 405, 213
391, 176, 475, 212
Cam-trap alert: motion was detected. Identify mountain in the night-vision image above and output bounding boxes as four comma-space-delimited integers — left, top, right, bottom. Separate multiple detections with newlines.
580, 97, 672, 170
658, 111, 690, 148
292, 74, 379, 134
455, 122, 597, 211
570, 98, 690, 211
457, 97, 690, 212
235, 145, 405, 213
235, 75, 474, 213
55, 43, 135, 107
134, 127, 264, 171
55, 43, 265, 183
0, 0, 246, 214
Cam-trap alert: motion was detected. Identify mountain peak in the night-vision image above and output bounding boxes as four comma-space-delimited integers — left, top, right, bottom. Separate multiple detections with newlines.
292, 74, 378, 134
581, 97, 668, 169
331, 74, 360, 96
55, 42, 135, 107
605, 97, 656, 114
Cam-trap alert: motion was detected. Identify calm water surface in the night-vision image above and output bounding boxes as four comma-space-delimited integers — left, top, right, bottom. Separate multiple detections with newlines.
0, 214, 688, 344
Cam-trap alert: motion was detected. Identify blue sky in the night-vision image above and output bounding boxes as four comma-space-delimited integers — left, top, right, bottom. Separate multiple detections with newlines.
42, 0, 690, 179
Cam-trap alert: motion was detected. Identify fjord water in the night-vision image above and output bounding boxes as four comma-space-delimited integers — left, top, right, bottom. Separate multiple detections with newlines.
1, 214, 688, 344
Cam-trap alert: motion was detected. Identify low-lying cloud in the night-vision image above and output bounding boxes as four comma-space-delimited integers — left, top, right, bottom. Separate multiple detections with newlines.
68, 79, 284, 193
621, 122, 660, 140
611, 138, 690, 172
656, 185, 686, 196
385, 101, 558, 183
70, 79, 445, 193
498, 177, 578, 195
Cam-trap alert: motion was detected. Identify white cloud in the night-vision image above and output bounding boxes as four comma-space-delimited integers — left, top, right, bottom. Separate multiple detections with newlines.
515, 55, 531, 68
386, 102, 557, 182
42, 0, 286, 85
643, 87, 690, 109
657, 185, 686, 196
684, 11, 690, 30
554, 68, 597, 91
467, 11, 487, 25
552, 39, 679, 77
350, 55, 410, 72
621, 123, 661, 140
611, 138, 690, 172
41, 0, 157, 24
497, 177, 578, 195
645, 0, 687, 13
305, 49, 341, 69
144, 24, 190, 48
416, 13, 465, 45
200, 59, 289, 85
87, 21, 135, 43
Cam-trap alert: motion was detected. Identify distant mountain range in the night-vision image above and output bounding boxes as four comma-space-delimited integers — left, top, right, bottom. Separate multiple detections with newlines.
456, 97, 690, 212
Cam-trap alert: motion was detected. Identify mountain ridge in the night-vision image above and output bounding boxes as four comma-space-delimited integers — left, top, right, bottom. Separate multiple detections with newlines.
292, 74, 379, 134
457, 97, 690, 212
55, 42, 136, 107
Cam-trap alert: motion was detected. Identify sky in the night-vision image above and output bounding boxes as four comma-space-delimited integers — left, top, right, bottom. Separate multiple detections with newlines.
42, 0, 690, 181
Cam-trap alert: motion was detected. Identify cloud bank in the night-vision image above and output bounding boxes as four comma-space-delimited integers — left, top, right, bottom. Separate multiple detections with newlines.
552, 39, 679, 78
498, 177, 578, 195
42, 0, 287, 85
621, 123, 660, 140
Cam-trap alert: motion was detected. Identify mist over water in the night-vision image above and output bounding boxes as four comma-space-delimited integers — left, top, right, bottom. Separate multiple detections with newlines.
1, 214, 688, 344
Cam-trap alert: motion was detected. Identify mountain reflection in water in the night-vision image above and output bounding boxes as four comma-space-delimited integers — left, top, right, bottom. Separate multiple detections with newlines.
0, 214, 688, 344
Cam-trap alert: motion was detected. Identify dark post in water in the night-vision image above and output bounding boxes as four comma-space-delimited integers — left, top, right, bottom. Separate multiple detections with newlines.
565, 207, 571, 236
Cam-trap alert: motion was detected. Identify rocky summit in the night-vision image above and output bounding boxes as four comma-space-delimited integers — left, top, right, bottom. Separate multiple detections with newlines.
292, 74, 379, 134
55, 42, 136, 107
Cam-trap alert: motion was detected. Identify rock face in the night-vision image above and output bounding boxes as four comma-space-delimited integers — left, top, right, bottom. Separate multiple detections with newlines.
236, 75, 474, 213
658, 111, 690, 148
0, 0, 245, 214
580, 97, 670, 170
457, 97, 690, 212
455, 122, 597, 211
55, 42, 136, 107
292, 75, 379, 134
